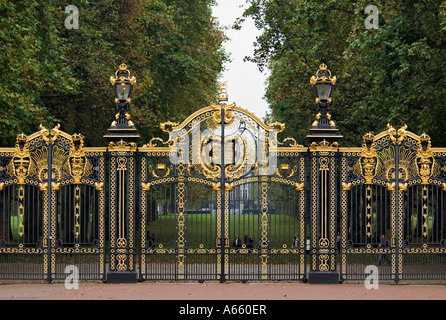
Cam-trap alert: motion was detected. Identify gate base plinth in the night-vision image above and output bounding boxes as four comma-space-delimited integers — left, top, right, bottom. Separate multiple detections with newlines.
308, 271, 339, 284
106, 271, 138, 284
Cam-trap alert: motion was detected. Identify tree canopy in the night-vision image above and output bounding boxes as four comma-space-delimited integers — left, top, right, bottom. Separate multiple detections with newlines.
240, 0, 446, 146
3, 1, 446, 147
0, 0, 227, 146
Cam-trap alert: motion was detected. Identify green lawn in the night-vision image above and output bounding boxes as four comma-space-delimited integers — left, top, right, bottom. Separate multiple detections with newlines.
9, 212, 304, 249
145, 213, 304, 249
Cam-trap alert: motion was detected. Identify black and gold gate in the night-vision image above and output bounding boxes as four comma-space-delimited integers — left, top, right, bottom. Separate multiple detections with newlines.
340, 125, 446, 282
139, 87, 307, 281
0, 125, 106, 282
1, 64, 446, 283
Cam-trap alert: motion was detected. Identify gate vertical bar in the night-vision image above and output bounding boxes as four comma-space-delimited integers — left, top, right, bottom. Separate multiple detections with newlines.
219, 100, 226, 283
46, 142, 53, 283
339, 151, 349, 282
139, 153, 146, 280
177, 153, 186, 279
300, 155, 308, 281
393, 140, 402, 283
260, 175, 269, 279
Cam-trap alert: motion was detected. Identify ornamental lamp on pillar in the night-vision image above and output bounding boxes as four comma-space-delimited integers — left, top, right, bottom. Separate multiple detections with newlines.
311, 64, 335, 104
307, 64, 342, 284
111, 63, 136, 103
104, 64, 139, 283
104, 63, 140, 144
306, 64, 343, 145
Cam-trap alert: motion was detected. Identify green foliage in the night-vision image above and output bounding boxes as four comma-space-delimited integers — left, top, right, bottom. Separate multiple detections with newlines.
0, 0, 227, 146
242, 0, 446, 146
0, 1, 74, 145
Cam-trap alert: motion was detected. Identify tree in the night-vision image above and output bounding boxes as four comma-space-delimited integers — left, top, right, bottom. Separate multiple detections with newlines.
0, 1, 75, 146
0, 0, 227, 146
241, 0, 446, 146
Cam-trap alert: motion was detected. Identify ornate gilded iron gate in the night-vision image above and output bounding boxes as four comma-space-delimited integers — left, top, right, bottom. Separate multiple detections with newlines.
1, 63, 446, 283
1, 119, 446, 283
340, 125, 446, 282
0, 126, 106, 282
138, 90, 307, 281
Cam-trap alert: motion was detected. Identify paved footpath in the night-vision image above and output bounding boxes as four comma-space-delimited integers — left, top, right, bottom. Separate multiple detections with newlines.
0, 282, 445, 300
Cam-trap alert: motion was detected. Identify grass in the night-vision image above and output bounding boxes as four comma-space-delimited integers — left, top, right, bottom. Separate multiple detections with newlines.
9, 214, 95, 244
145, 213, 304, 249
9, 216, 23, 243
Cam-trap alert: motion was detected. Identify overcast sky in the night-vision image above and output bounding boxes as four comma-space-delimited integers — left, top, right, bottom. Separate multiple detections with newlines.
212, 0, 270, 121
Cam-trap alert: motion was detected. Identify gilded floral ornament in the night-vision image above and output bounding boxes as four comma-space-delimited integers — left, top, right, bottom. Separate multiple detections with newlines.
386, 123, 408, 143
68, 133, 87, 184
95, 182, 104, 191
267, 122, 285, 133
211, 102, 235, 125
141, 182, 151, 192
342, 182, 352, 191
416, 132, 434, 185
10, 133, 31, 185
359, 132, 378, 185
39, 123, 62, 143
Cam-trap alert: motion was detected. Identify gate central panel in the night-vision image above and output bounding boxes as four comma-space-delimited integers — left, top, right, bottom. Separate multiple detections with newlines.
139, 93, 307, 281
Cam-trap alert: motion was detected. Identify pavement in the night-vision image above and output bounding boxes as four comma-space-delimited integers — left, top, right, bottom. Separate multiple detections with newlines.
0, 281, 445, 300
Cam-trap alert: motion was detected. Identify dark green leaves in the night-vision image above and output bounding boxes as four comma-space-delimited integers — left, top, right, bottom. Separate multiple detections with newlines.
1, 0, 227, 146
243, 0, 446, 146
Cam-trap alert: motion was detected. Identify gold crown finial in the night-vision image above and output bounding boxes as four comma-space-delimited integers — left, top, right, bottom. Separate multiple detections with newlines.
310, 63, 336, 86
420, 132, 430, 141
111, 64, 136, 87
218, 82, 228, 102
17, 132, 27, 141
72, 133, 84, 141
364, 132, 375, 141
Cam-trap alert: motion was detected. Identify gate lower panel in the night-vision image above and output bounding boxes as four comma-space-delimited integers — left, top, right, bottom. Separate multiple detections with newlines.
140, 250, 219, 281
0, 252, 46, 281
226, 250, 306, 281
